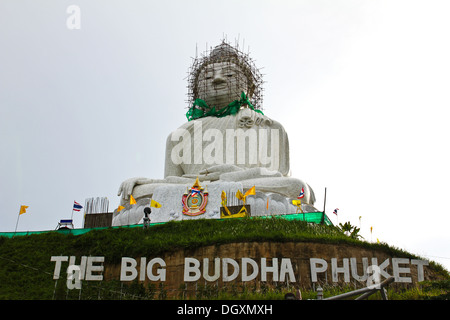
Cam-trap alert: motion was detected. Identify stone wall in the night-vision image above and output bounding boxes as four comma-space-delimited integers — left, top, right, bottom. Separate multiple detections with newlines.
102, 241, 441, 298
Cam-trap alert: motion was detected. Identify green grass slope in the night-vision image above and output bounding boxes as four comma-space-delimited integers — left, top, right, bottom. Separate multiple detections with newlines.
0, 217, 448, 299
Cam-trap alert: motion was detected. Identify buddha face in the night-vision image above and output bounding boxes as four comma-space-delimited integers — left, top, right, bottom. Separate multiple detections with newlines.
196, 62, 249, 109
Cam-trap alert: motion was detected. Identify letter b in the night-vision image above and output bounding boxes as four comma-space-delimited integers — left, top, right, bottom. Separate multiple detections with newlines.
184, 258, 201, 281
120, 257, 138, 281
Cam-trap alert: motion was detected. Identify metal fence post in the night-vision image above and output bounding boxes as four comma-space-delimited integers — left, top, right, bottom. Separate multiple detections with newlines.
317, 286, 323, 300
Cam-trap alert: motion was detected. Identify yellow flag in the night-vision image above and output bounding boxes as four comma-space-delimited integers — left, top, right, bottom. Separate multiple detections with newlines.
130, 195, 137, 205
221, 191, 227, 207
236, 205, 248, 217
150, 199, 161, 208
291, 199, 303, 213
117, 205, 125, 212
19, 205, 29, 215
244, 186, 255, 197
236, 190, 244, 201
221, 206, 232, 217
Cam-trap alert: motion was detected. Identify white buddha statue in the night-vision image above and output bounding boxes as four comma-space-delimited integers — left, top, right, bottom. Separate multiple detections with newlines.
116, 42, 316, 216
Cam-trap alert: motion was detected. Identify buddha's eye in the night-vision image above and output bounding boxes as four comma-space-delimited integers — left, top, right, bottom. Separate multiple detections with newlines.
203, 71, 213, 80
226, 74, 233, 77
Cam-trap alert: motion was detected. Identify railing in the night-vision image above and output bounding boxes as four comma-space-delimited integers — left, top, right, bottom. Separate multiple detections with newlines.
316, 277, 395, 300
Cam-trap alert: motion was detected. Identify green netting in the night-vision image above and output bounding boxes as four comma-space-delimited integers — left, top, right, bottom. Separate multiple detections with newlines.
186, 91, 263, 121
0, 212, 332, 238
269, 212, 333, 225
0, 223, 149, 238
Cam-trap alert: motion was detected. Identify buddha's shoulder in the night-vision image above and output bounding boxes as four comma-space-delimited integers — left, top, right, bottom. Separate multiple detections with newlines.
167, 114, 285, 136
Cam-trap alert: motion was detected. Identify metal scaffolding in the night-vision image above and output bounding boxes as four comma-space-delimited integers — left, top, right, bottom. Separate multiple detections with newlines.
186, 39, 265, 113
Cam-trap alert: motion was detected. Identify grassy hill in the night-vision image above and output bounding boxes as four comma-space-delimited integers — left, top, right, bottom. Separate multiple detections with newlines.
0, 217, 448, 300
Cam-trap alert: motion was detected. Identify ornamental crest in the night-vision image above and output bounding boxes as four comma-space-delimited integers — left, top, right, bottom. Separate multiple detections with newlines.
182, 178, 208, 216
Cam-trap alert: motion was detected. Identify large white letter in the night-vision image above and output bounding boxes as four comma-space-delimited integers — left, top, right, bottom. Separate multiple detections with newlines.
222, 258, 239, 282
184, 258, 201, 282
411, 259, 429, 282
203, 258, 221, 282
241, 258, 259, 282
85, 256, 104, 281
147, 258, 166, 281
331, 258, 350, 282
279, 258, 296, 282
350, 257, 369, 281
51, 256, 68, 280
261, 258, 278, 282
68, 256, 87, 280
371, 258, 392, 279
310, 258, 327, 282
392, 258, 411, 283
120, 257, 138, 281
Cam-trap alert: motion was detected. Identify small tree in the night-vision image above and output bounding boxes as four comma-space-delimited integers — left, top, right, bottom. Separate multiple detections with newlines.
339, 221, 363, 240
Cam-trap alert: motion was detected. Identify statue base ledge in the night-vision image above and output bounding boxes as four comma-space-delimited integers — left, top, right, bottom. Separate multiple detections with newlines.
112, 181, 318, 227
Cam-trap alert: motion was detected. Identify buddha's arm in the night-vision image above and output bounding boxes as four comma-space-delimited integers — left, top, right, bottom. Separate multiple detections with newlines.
278, 127, 290, 176
117, 177, 154, 200
182, 164, 244, 181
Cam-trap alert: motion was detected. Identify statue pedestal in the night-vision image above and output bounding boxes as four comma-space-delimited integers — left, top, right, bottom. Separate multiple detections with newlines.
112, 181, 319, 226
149, 181, 242, 223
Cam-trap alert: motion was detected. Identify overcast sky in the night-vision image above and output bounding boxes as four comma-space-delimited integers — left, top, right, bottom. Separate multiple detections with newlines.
1, 0, 449, 271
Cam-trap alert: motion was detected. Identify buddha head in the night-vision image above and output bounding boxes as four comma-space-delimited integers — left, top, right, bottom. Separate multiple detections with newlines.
188, 41, 263, 111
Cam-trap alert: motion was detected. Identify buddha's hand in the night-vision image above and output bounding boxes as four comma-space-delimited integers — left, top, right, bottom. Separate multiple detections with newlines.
255, 113, 273, 126
117, 177, 151, 200
238, 108, 273, 128
183, 165, 244, 181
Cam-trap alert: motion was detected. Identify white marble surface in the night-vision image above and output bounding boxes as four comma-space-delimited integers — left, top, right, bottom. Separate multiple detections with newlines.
112, 181, 319, 226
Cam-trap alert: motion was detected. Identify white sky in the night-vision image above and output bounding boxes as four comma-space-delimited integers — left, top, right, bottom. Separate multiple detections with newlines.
1, 0, 449, 271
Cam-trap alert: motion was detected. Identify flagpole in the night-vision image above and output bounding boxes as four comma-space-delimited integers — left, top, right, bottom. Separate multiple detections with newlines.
14, 208, 21, 236
71, 200, 75, 221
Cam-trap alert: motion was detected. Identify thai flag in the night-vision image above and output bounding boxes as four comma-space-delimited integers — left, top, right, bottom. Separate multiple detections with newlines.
73, 201, 83, 212
333, 208, 339, 215
297, 187, 305, 199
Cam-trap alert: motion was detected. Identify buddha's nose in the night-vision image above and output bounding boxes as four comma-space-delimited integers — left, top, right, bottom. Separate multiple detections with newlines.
212, 76, 226, 86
